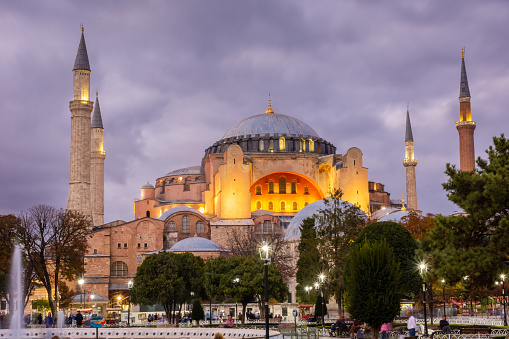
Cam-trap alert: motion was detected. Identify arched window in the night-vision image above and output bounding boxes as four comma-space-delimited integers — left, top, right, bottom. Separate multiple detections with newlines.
269, 138, 274, 152
293, 202, 298, 210
279, 177, 286, 194
304, 186, 309, 195
196, 221, 204, 234
268, 181, 274, 194
182, 215, 190, 233
256, 185, 262, 195
184, 177, 191, 191
256, 201, 262, 210
263, 220, 271, 233
291, 182, 297, 194
309, 139, 315, 152
280, 201, 286, 211
268, 201, 274, 210
279, 137, 286, 152
110, 261, 128, 277
259, 139, 264, 151
255, 223, 262, 234
146, 211, 150, 218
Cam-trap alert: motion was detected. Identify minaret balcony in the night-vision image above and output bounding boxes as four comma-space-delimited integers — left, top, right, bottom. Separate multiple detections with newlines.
456, 121, 476, 127
403, 159, 417, 167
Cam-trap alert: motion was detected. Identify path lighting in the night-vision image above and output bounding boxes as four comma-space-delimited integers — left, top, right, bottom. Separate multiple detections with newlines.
318, 273, 326, 333
78, 278, 85, 309
441, 279, 446, 320
501, 274, 507, 326
259, 242, 271, 339
128, 280, 133, 327
233, 278, 240, 323
419, 262, 428, 336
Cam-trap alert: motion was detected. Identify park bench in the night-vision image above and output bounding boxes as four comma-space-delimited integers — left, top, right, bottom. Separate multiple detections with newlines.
460, 328, 491, 337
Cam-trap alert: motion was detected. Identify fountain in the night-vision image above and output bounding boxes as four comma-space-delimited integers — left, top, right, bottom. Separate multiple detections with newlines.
9, 244, 24, 339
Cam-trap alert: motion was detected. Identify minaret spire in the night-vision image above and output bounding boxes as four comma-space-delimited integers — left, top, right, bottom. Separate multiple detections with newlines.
91, 91, 103, 129
90, 91, 106, 226
73, 26, 91, 72
456, 49, 476, 171
403, 103, 418, 210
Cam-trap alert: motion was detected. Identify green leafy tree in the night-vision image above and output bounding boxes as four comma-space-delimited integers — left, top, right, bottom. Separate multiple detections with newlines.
344, 241, 401, 339
429, 135, 509, 299
191, 299, 204, 322
296, 217, 321, 303
205, 255, 288, 324
131, 251, 205, 324
315, 189, 367, 310
356, 221, 421, 298
16, 206, 90, 318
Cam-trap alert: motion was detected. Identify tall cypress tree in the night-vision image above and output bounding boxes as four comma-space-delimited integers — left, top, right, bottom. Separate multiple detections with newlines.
296, 217, 321, 304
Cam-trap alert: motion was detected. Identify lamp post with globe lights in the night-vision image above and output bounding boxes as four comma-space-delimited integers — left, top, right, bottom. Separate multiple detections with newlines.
233, 278, 240, 323
317, 273, 326, 333
441, 279, 446, 320
259, 242, 271, 339
419, 263, 428, 336
501, 274, 507, 326
78, 278, 85, 309
128, 280, 133, 327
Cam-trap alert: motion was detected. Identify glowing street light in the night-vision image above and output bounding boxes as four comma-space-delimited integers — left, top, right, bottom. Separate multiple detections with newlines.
418, 262, 428, 336
78, 278, 85, 309
258, 242, 271, 339
128, 280, 133, 327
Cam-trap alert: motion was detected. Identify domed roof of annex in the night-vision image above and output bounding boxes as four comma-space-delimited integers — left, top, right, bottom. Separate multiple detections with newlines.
221, 112, 319, 140
168, 236, 226, 252
165, 166, 204, 177
158, 206, 205, 221
378, 210, 412, 223
285, 199, 368, 239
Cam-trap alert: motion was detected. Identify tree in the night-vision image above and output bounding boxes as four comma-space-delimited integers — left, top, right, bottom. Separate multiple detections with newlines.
314, 189, 367, 309
131, 251, 205, 324
191, 299, 204, 323
398, 211, 435, 240
204, 255, 288, 324
429, 135, 509, 298
356, 221, 421, 298
296, 217, 321, 304
344, 241, 401, 339
16, 206, 90, 318
314, 292, 328, 319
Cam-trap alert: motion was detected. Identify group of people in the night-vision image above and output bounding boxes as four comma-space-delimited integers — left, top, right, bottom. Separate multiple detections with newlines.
407, 312, 452, 336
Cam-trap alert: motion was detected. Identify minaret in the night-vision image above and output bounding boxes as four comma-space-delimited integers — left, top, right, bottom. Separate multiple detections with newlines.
403, 104, 418, 210
456, 49, 476, 171
67, 26, 93, 220
90, 92, 105, 226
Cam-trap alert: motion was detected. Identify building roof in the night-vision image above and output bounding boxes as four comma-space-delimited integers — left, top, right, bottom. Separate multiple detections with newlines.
378, 210, 412, 223
371, 207, 400, 221
284, 199, 367, 239
460, 51, 470, 98
72, 293, 108, 302
159, 206, 205, 221
142, 182, 154, 189
405, 106, 413, 142
165, 166, 204, 177
73, 30, 91, 71
168, 236, 226, 252
221, 113, 319, 140
209, 219, 254, 226
91, 93, 103, 129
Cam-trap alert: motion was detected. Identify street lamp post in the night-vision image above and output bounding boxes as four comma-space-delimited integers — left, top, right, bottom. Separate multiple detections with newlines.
419, 263, 428, 336
318, 273, 326, 333
233, 278, 240, 324
78, 278, 85, 310
128, 280, 133, 327
259, 242, 271, 339
441, 279, 446, 320
502, 274, 507, 326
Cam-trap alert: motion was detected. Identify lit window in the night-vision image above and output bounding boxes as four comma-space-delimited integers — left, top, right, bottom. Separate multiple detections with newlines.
293, 202, 298, 210
256, 185, 262, 195
300, 138, 305, 152
196, 221, 204, 234
269, 138, 274, 152
268, 181, 274, 194
182, 216, 190, 233
304, 186, 309, 195
259, 139, 264, 151
309, 139, 314, 153
279, 177, 286, 194
281, 201, 286, 211
256, 201, 262, 210
111, 261, 128, 277
291, 182, 297, 194
279, 137, 286, 152
268, 201, 274, 210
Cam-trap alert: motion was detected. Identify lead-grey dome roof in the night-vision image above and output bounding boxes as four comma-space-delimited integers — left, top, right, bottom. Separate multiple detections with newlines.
159, 206, 205, 221
169, 236, 225, 252
165, 166, 204, 177
222, 113, 319, 140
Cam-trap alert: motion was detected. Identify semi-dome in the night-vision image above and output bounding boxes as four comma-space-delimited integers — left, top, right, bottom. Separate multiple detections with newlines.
168, 236, 225, 252
222, 113, 319, 140
159, 206, 205, 221
285, 199, 368, 239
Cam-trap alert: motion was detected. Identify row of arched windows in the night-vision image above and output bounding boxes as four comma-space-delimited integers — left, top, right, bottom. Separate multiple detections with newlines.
256, 181, 308, 195
257, 137, 314, 152
255, 201, 309, 211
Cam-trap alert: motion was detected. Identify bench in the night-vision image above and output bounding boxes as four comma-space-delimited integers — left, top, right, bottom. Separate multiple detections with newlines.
460, 328, 491, 335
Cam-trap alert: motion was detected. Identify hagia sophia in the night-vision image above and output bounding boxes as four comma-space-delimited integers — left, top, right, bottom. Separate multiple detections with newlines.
64, 29, 476, 318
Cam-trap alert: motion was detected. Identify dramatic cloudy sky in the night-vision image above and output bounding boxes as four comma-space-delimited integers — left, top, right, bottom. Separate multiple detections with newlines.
1, 1, 508, 222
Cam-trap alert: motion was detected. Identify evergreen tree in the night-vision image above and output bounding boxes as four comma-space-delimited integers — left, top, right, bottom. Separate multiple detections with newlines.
296, 217, 321, 303
191, 299, 204, 322
344, 241, 401, 339
313, 291, 328, 319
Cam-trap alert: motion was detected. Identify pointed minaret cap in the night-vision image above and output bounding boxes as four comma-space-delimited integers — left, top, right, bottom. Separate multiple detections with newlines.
460, 48, 470, 98
401, 194, 407, 211
405, 103, 414, 142
91, 91, 103, 129
265, 93, 274, 114
73, 25, 91, 71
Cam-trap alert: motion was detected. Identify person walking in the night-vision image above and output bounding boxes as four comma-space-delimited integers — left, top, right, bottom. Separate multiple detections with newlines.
380, 322, 392, 339
76, 310, 84, 327
407, 312, 417, 337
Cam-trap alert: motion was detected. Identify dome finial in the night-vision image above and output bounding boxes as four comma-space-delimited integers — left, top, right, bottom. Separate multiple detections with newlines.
462, 47, 464, 59
81, 23, 84, 33
401, 194, 407, 211
265, 93, 274, 114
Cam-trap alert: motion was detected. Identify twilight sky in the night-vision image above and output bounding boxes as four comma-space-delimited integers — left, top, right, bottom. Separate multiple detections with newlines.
1, 1, 508, 222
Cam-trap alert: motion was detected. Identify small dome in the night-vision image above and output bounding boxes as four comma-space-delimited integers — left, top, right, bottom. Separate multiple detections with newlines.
222, 113, 319, 140
371, 207, 399, 221
159, 206, 205, 221
141, 182, 154, 189
378, 210, 412, 223
169, 236, 225, 252
285, 199, 367, 239
165, 166, 204, 177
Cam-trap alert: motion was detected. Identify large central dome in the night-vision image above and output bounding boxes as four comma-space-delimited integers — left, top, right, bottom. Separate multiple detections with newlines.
222, 113, 319, 140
